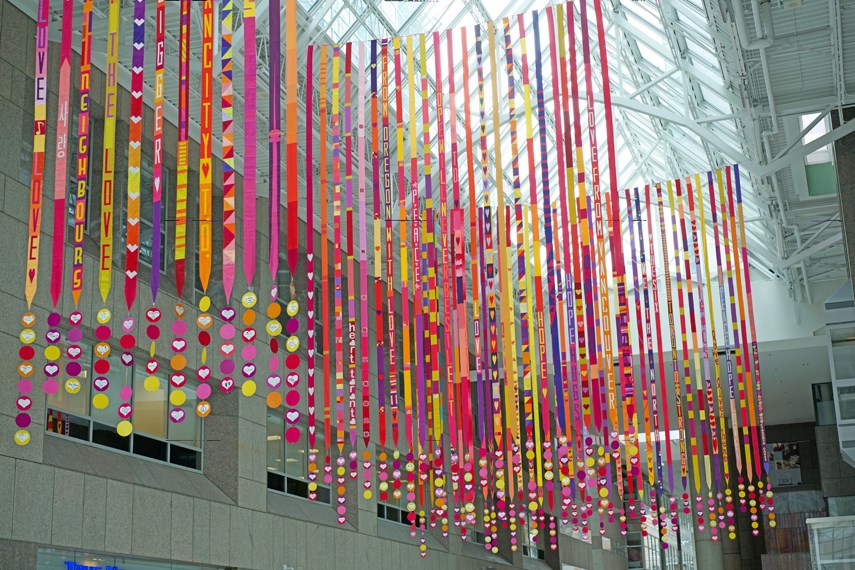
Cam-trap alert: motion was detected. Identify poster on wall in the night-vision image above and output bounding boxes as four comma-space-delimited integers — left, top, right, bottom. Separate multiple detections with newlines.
768, 442, 803, 486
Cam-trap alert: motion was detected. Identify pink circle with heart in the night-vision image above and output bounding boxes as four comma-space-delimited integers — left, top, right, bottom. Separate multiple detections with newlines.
43, 379, 59, 395
68, 311, 83, 326
169, 408, 186, 423
196, 383, 212, 400
18, 379, 33, 394
120, 386, 133, 401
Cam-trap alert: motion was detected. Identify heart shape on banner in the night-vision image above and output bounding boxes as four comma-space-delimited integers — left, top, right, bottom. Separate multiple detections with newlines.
174, 304, 185, 318
221, 343, 236, 356
170, 408, 186, 423
220, 378, 234, 392
22, 313, 36, 326
242, 363, 256, 378
95, 343, 111, 357
146, 308, 162, 322
197, 366, 211, 381
146, 360, 159, 373
16, 396, 32, 411
67, 346, 82, 359
94, 377, 110, 391
18, 363, 33, 377
197, 315, 212, 328
242, 329, 257, 342
44, 363, 59, 377
121, 353, 134, 366
65, 379, 81, 393
171, 338, 187, 352
122, 317, 135, 332
118, 404, 133, 418
220, 307, 236, 321
14, 431, 30, 445
267, 375, 282, 389
20, 330, 35, 344
46, 330, 61, 343
170, 372, 187, 387
97, 308, 111, 323
285, 410, 300, 424
241, 292, 257, 307
69, 311, 83, 325
286, 373, 300, 388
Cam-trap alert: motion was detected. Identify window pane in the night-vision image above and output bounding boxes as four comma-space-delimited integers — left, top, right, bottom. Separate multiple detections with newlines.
167, 384, 201, 448
133, 362, 167, 438
268, 413, 285, 472
46, 342, 91, 415
89, 347, 131, 428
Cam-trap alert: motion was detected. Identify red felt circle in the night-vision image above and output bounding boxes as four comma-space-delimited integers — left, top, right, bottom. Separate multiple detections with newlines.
94, 359, 111, 374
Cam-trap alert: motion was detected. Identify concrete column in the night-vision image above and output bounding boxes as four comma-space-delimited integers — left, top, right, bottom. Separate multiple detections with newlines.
832, 108, 855, 279
694, 529, 725, 570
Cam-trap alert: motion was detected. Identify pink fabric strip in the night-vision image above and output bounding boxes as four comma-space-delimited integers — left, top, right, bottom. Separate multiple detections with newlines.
242, 2, 257, 289
50, 0, 73, 308
357, 43, 370, 446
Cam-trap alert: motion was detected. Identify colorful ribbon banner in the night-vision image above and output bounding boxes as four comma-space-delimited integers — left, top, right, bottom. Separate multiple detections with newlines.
15, 0, 779, 554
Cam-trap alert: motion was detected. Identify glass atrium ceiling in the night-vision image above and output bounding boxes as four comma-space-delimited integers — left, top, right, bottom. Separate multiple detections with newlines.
24, 0, 781, 281
290, 0, 775, 279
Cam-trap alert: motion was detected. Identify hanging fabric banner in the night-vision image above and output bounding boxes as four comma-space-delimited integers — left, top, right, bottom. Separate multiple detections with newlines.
90, 0, 120, 427
16, 0, 52, 447
306, 43, 318, 500
50, 0, 73, 309
174, 0, 190, 298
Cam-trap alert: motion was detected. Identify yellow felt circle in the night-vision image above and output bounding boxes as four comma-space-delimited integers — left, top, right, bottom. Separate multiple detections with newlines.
169, 389, 187, 406
265, 320, 282, 336
198, 295, 211, 312
116, 420, 133, 437
286, 300, 299, 317
43, 345, 61, 361
92, 393, 109, 410
14, 429, 30, 446
241, 380, 257, 397
65, 378, 82, 394
241, 291, 258, 308
96, 308, 112, 324
144, 376, 161, 392
363, 491, 372, 500
286, 336, 300, 352
529, 501, 539, 512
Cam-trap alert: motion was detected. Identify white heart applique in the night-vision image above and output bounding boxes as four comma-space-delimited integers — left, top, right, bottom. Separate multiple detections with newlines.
285, 410, 301, 424
118, 404, 132, 418
67, 346, 81, 358
170, 408, 186, 423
